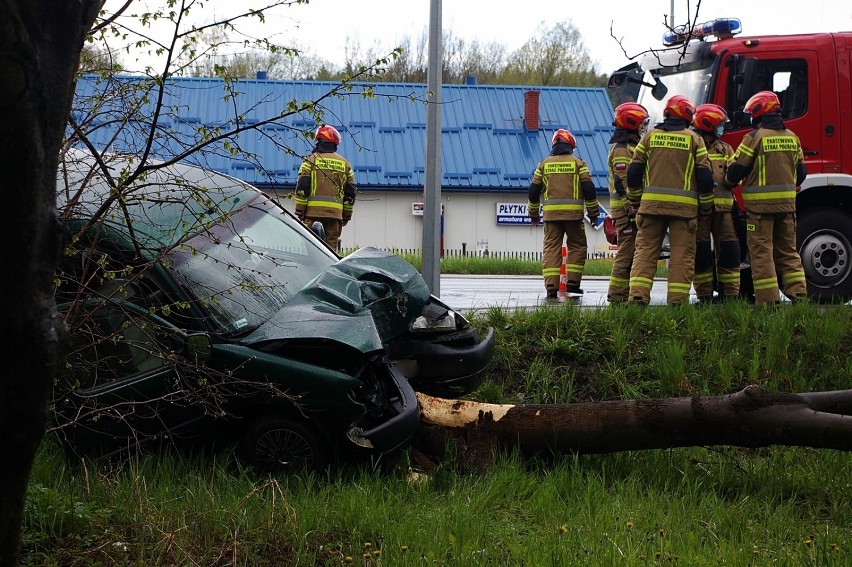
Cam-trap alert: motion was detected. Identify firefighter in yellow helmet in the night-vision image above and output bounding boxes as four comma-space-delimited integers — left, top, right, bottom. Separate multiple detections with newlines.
690, 104, 740, 302
528, 129, 599, 299
295, 125, 357, 251
626, 95, 715, 305
606, 102, 649, 304
723, 90, 808, 305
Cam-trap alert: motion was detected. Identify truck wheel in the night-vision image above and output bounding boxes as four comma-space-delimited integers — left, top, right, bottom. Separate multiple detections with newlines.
798, 208, 852, 303
239, 416, 330, 472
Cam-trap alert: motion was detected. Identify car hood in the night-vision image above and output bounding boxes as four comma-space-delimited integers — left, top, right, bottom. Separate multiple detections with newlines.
241, 247, 432, 353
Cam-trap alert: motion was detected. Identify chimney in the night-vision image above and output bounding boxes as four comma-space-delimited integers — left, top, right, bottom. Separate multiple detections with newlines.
524, 90, 540, 131
256, 70, 268, 80
465, 75, 477, 85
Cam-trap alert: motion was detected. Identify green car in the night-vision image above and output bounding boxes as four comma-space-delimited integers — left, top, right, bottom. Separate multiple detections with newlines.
53, 150, 494, 470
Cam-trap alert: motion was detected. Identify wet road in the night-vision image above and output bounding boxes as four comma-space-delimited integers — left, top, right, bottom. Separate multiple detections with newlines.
437, 275, 679, 313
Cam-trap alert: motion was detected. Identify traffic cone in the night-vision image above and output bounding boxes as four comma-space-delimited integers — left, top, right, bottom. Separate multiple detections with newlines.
558, 245, 567, 298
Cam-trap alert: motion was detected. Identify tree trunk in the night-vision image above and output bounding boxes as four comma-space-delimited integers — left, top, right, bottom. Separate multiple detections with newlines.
0, 1, 100, 564
414, 387, 852, 472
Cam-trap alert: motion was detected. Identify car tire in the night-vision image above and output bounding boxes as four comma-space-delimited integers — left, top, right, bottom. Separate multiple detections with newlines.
797, 207, 852, 303
239, 416, 330, 472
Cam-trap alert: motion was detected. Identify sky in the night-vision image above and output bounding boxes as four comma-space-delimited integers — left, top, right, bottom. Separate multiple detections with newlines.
108, 0, 852, 76
246, 0, 851, 74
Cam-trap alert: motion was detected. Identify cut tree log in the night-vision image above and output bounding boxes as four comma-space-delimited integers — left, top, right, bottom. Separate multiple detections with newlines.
413, 386, 852, 471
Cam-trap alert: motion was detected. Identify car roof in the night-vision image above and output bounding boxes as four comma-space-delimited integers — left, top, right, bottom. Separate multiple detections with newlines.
58, 148, 264, 249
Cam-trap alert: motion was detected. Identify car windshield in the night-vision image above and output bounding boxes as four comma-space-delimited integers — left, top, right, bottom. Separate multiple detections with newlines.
165, 197, 337, 336
638, 59, 715, 125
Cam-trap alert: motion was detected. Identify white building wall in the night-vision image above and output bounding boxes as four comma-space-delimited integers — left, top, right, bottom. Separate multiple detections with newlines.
271, 189, 616, 257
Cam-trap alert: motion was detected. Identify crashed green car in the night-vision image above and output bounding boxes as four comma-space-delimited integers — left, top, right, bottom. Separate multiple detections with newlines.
54, 150, 494, 470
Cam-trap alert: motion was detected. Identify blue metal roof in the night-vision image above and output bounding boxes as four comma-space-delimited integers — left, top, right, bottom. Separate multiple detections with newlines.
72, 76, 615, 194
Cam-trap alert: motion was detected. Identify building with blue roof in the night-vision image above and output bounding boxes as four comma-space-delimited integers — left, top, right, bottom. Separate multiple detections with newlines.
72, 75, 616, 255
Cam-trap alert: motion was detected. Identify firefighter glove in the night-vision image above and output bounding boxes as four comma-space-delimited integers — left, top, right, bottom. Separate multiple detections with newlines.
587, 207, 600, 223
530, 215, 540, 227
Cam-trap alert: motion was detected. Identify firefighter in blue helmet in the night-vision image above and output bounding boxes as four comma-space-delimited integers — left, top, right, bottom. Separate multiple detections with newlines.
528, 129, 599, 299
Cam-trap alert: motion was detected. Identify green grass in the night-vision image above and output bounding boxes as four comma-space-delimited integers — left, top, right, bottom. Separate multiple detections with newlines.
22, 303, 852, 565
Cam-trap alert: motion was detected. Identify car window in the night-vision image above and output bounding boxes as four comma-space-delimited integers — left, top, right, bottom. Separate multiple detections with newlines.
65, 306, 168, 391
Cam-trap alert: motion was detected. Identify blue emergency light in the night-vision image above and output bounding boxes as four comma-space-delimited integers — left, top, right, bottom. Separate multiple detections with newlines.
663, 18, 742, 46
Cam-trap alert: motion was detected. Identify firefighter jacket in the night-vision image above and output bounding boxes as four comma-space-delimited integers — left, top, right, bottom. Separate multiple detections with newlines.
724, 114, 806, 214
295, 144, 357, 221
626, 118, 714, 218
699, 133, 736, 212
607, 128, 640, 222
528, 145, 598, 222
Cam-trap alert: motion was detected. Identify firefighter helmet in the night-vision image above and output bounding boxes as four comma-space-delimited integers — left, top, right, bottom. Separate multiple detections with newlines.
692, 104, 728, 132
613, 102, 649, 130
745, 90, 781, 118
551, 129, 577, 148
314, 124, 342, 145
663, 95, 696, 121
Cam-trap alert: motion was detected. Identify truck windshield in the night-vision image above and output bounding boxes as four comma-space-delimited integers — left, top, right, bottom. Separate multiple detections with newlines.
638, 59, 715, 125
165, 198, 338, 336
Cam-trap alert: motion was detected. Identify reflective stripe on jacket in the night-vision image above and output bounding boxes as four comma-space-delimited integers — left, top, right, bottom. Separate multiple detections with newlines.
296, 152, 356, 220
529, 154, 595, 221
627, 127, 712, 218
727, 128, 803, 214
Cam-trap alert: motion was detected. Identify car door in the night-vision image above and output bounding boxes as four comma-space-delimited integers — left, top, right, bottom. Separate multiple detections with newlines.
54, 300, 208, 457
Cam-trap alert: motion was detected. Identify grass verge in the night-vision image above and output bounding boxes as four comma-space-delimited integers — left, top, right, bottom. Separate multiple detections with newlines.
22, 303, 852, 565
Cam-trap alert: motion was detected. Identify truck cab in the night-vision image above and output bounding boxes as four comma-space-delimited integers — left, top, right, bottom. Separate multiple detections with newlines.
609, 19, 852, 302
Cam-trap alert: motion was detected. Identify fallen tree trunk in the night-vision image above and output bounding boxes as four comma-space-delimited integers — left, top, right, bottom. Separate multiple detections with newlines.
413, 386, 852, 470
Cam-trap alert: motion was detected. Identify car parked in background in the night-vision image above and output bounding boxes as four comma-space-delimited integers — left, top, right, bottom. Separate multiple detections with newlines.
54, 149, 494, 470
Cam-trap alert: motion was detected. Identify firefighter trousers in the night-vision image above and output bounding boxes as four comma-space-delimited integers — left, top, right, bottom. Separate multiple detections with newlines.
694, 209, 740, 299
607, 219, 636, 303
629, 214, 697, 305
542, 220, 586, 291
308, 217, 343, 251
746, 211, 807, 305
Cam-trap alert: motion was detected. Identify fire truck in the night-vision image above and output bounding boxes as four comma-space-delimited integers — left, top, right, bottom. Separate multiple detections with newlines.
608, 19, 852, 302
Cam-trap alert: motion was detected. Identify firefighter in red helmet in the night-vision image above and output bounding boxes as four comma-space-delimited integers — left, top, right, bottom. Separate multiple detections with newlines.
606, 102, 648, 304
295, 124, 357, 251
528, 129, 599, 299
626, 95, 715, 305
690, 104, 740, 302
723, 90, 808, 305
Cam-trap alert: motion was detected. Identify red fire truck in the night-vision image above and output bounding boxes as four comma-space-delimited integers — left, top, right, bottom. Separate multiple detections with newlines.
608, 19, 852, 302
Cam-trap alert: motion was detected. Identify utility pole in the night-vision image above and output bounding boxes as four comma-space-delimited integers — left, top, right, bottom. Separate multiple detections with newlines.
422, 0, 442, 295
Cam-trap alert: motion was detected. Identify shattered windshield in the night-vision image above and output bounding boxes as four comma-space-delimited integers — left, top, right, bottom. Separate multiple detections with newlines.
166, 198, 337, 336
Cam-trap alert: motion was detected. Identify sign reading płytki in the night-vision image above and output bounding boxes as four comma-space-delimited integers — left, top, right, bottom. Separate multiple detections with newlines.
496, 202, 531, 225
497, 203, 609, 227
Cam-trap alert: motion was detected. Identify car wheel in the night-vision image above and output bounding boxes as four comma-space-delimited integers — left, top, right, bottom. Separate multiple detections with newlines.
239, 416, 330, 472
798, 207, 852, 303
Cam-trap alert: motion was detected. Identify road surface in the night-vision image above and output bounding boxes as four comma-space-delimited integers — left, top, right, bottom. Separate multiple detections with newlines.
437, 275, 680, 313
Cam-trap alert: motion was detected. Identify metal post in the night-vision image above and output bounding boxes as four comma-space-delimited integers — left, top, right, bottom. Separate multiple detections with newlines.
422, 0, 442, 295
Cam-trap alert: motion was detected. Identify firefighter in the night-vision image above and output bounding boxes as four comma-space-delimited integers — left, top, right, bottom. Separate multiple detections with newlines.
723, 90, 807, 305
606, 102, 649, 304
626, 95, 715, 305
295, 124, 357, 251
690, 104, 740, 302
528, 129, 599, 299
